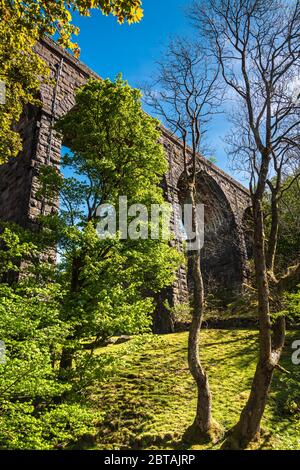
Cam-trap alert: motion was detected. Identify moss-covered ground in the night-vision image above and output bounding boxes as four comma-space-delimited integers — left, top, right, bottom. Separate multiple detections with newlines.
91, 329, 300, 450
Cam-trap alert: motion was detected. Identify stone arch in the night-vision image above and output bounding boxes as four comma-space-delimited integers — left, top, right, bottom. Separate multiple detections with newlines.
177, 170, 245, 302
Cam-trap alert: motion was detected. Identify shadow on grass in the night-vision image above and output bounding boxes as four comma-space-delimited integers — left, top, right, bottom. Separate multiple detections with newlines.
93, 330, 300, 450
204, 332, 257, 349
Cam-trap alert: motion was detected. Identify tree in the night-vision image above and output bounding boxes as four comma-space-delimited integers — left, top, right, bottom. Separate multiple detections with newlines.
191, 0, 300, 447
50, 76, 181, 370
144, 39, 223, 436
0, 0, 143, 163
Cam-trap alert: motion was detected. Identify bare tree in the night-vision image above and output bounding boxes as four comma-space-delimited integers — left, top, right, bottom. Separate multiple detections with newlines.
190, 0, 300, 447
144, 38, 223, 436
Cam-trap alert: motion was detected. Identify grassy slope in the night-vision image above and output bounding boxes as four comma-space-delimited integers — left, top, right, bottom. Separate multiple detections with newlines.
92, 330, 300, 450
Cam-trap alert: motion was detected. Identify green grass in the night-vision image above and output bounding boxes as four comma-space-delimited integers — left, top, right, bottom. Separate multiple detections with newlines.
90, 329, 300, 450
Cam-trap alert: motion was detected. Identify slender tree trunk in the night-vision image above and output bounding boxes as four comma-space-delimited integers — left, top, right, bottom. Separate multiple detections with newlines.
188, 251, 212, 432
234, 360, 274, 443
233, 318, 286, 447
59, 255, 82, 376
59, 346, 73, 374
187, 185, 212, 433
152, 289, 175, 334
232, 195, 285, 447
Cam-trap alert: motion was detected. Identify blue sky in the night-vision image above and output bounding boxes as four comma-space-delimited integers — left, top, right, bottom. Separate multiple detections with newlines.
70, 0, 241, 183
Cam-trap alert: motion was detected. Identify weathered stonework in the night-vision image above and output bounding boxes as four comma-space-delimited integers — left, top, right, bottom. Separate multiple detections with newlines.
0, 37, 251, 311
161, 130, 251, 305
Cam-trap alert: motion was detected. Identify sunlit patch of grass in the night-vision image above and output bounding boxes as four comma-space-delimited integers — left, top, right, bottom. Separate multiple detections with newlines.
90, 329, 300, 450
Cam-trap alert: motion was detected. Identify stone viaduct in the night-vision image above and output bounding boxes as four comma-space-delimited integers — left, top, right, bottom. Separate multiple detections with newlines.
0, 37, 251, 317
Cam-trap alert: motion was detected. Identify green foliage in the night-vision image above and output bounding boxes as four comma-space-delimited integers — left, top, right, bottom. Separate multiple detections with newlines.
57, 223, 156, 342
0, 228, 100, 448
56, 76, 167, 206
0, 0, 143, 163
0, 274, 99, 449
0, 233, 117, 449
0, 226, 35, 276
278, 375, 300, 417
1, 1, 143, 51
0, 401, 98, 450
280, 285, 300, 325
169, 302, 192, 324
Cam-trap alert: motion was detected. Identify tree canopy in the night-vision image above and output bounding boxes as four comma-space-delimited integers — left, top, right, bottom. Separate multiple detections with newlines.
1, 1, 143, 53
0, 0, 143, 164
